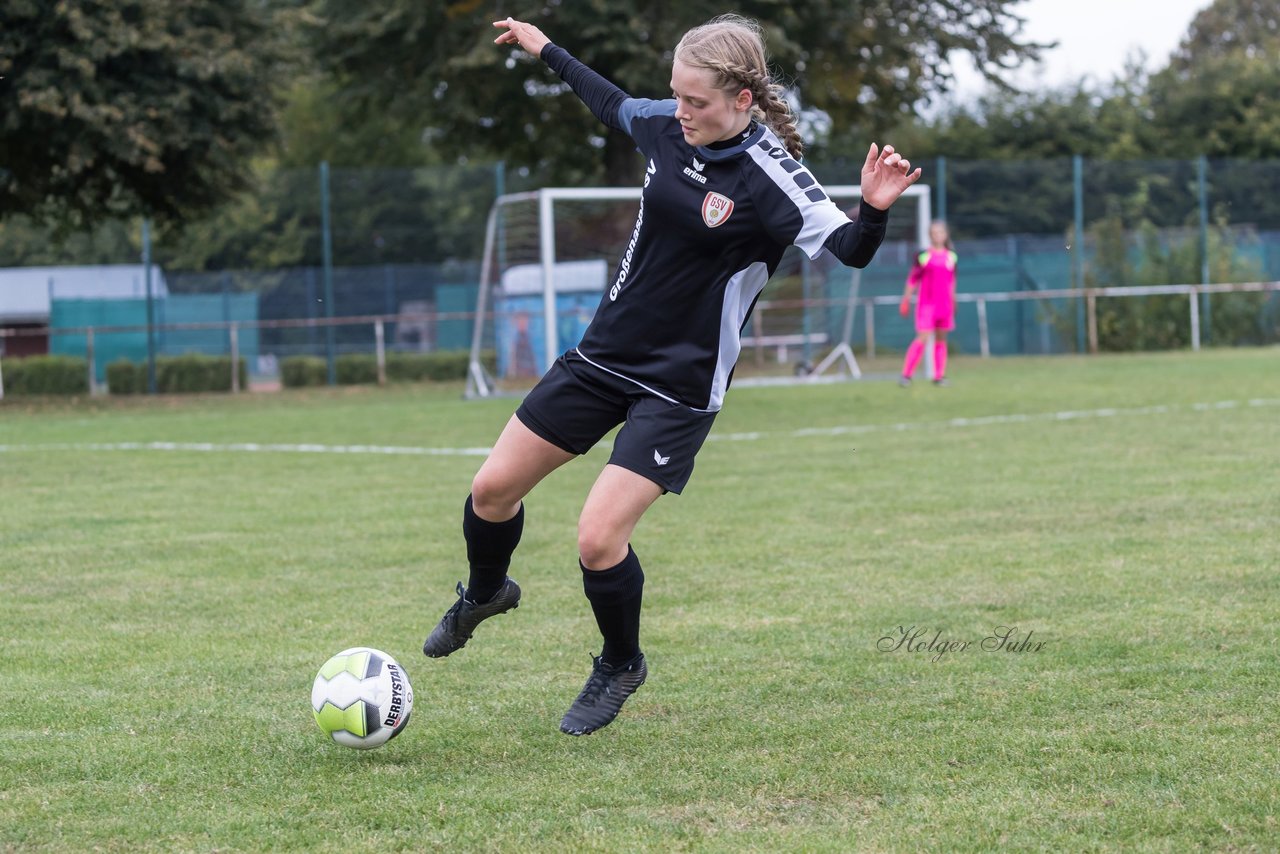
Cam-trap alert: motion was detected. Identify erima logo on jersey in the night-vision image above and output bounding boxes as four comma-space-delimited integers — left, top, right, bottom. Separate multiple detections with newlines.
682, 155, 708, 185
701, 192, 734, 228
653, 449, 670, 466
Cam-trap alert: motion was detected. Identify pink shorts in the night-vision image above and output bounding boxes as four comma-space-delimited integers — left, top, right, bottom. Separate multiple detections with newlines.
916, 304, 955, 332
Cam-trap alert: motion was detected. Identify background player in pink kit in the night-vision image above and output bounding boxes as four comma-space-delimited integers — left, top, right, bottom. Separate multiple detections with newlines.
899, 220, 957, 386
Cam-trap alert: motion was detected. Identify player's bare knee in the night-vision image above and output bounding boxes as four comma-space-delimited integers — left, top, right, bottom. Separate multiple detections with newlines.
470, 469, 520, 520
577, 527, 625, 570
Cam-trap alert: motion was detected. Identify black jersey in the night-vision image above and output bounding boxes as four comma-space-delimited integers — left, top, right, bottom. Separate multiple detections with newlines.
544, 45, 888, 412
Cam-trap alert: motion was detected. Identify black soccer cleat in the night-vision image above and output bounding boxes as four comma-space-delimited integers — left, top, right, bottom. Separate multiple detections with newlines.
422, 578, 521, 658
559, 652, 647, 736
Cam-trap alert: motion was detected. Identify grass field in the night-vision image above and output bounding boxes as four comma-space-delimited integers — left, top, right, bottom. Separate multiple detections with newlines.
2, 349, 1277, 852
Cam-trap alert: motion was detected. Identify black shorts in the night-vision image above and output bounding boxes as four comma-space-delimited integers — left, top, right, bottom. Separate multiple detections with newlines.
515, 351, 717, 494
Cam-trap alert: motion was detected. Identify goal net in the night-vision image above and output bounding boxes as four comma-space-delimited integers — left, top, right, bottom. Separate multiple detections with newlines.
465, 184, 930, 397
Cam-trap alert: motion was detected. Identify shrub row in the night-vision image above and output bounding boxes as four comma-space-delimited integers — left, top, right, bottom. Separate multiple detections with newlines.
0, 355, 89, 396
107, 355, 248, 394
2, 351, 485, 396
280, 350, 488, 388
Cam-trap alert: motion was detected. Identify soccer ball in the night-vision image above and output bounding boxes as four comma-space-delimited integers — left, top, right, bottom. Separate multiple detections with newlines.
311, 647, 414, 749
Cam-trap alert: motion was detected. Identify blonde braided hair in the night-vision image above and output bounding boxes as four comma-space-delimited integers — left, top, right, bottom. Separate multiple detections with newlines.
673, 15, 803, 160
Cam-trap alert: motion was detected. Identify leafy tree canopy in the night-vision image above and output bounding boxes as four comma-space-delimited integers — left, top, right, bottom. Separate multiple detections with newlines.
308, 0, 1047, 184
1166, 0, 1280, 69
1146, 0, 1280, 158
0, 0, 294, 226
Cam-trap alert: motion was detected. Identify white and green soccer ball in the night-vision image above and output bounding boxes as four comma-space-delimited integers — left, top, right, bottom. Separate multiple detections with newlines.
311, 647, 413, 749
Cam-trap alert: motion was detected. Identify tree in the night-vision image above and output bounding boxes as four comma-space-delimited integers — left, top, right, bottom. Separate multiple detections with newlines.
1085, 210, 1268, 351
275, 77, 442, 170
0, 0, 294, 226
1150, 54, 1280, 159
309, 0, 1046, 185
860, 71, 1158, 237
1148, 0, 1280, 158
1165, 0, 1280, 67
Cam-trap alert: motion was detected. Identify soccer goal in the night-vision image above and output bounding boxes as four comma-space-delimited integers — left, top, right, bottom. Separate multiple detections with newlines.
465, 184, 931, 398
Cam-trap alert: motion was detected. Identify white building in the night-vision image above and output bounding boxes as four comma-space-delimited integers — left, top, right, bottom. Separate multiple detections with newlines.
0, 265, 168, 356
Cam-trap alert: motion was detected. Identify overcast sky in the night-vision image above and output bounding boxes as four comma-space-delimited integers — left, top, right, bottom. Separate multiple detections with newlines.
948, 0, 1212, 100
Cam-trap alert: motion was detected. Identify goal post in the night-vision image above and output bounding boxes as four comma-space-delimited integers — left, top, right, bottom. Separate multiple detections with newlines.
466, 184, 931, 398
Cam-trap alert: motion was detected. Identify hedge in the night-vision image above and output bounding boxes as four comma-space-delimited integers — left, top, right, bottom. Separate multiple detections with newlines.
280, 356, 328, 389
0, 355, 89, 396
106, 360, 146, 395
280, 350, 491, 388
107, 355, 247, 394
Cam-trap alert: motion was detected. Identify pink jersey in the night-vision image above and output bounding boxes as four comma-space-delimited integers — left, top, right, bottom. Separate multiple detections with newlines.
907, 248, 957, 331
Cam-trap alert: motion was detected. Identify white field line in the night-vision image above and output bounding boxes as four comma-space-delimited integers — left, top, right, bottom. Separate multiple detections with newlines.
0, 441, 492, 456
711, 397, 1280, 442
0, 398, 1276, 457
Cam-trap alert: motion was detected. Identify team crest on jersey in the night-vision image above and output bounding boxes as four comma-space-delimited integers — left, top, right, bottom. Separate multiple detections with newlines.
701, 192, 734, 228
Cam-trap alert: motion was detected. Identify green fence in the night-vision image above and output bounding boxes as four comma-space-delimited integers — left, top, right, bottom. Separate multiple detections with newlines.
6, 157, 1280, 378
50, 294, 259, 382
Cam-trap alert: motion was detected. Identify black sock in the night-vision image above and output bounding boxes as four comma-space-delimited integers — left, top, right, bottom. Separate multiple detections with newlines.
581, 546, 644, 666
462, 494, 523, 604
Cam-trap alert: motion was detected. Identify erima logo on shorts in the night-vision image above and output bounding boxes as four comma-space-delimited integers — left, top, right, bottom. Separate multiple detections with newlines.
653, 449, 670, 466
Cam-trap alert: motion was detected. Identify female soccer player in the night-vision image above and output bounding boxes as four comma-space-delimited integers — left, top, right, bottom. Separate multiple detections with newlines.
422, 14, 922, 735
899, 221, 957, 386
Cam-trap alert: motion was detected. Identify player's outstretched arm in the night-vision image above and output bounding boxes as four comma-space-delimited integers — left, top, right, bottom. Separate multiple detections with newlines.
492, 16, 551, 56
860, 143, 923, 211
493, 16, 629, 134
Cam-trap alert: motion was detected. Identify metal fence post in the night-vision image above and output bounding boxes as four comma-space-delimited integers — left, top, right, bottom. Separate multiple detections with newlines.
86, 327, 96, 394
375, 320, 387, 386
1190, 288, 1201, 351
864, 302, 876, 359
1198, 155, 1211, 344
143, 218, 157, 393
320, 161, 336, 385
1073, 155, 1086, 354
230, 323, 240, 393
1087, 291, 1099, 354
977, 299, 990, 357
495, 160, 508, 278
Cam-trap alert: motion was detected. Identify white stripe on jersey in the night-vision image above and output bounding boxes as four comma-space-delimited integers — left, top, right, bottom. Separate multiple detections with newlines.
707, 261, 771, 411
746, 129, 850, 259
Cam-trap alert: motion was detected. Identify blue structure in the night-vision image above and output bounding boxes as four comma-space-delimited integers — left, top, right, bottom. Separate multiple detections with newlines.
495, 259, 607, 378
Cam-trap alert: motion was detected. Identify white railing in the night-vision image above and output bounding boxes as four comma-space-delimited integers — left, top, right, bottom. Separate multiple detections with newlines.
754, 279, 1280, 360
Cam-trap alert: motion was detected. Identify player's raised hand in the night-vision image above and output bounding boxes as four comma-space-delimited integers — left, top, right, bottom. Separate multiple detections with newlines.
493, 16, 551, 56
860, 143, 923, 211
